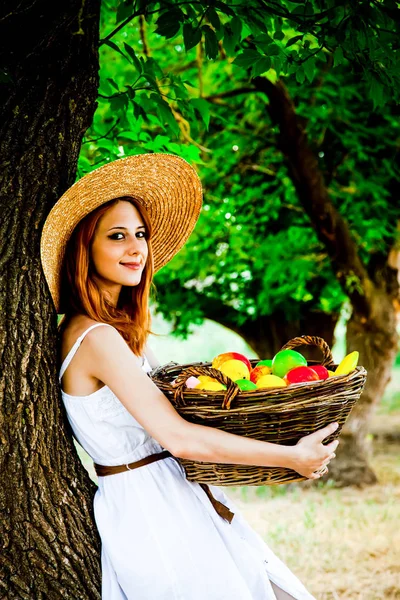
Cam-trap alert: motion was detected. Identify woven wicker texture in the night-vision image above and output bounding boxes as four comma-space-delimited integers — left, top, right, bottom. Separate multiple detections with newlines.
40, 153, 203, 313
150, 336, 367, 486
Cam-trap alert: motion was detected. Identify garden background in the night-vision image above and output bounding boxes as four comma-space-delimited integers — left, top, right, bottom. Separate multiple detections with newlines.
1, 1, 400, 598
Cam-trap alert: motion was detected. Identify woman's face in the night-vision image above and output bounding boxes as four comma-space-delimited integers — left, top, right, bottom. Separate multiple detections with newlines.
90, 201, 149, 306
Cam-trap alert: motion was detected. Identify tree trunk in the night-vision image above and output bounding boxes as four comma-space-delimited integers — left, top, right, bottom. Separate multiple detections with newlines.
0, 2, 102, 598
328, 290, 398, 486
237, 309, 339, 361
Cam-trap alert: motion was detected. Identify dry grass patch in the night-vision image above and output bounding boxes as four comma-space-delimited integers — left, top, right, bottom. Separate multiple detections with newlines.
227, 439, 400, 600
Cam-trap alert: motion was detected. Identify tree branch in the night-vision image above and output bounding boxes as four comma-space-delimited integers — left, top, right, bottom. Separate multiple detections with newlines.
204, 86, 255, 102
252, 75, 374, 316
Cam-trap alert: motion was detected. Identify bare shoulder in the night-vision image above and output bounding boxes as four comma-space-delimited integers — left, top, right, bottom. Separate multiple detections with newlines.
60, 315, 118, 362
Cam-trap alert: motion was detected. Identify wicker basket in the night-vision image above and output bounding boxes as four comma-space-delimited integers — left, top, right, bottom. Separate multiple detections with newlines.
150, 336, 367, 486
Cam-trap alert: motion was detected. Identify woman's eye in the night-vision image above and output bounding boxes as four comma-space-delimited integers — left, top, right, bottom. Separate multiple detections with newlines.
108, 231, 147, 240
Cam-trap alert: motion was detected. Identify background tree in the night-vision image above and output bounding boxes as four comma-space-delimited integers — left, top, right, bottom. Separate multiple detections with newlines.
1, 0, 400, 596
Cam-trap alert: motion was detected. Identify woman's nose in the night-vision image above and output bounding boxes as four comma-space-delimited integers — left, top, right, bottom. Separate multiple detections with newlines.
127, 237, 142, 255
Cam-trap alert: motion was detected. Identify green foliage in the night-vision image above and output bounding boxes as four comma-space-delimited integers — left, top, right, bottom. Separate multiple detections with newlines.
78, 0, 400, 339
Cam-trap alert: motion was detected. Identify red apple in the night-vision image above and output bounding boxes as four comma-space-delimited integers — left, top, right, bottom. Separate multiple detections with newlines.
250, 364, 272, 384
309, 365, 329, 381
212, 352, 251, 372
284, 366, 320, 385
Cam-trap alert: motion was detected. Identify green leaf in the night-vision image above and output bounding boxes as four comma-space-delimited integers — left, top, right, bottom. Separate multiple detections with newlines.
213, 1, 236, 17
202, 25, 219, 60
251, 56, 272, 77
273, 30, 285, 41
303, 57, 316, 83
118, 130, 139, 141
207, 7, 221, 31
142, 72, 159, 90
333, 46, 344, 67
295, 66, 305, 83
266, 43, 280, 56
247, 13, 270, 35
286, 34, 303, 48
116, 0, 133, 24
233, 49, 262, 69
144, 57, 164, 79
253, 33, 274, 50
154, 11, 182, 38
131, 100, 145, 120
369, 76, 385, 109
107, 78, 120, 91
103, 39, 128, 61
230, 16, 242, 39
223, 17, 243, 55
123, 43, 142, 72
183, 23, 202, 51
191, 98, 210, 129
151, 93, 180, 136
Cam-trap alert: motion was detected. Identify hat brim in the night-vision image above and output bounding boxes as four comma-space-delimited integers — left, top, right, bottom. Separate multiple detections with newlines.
40, 153, 203, 313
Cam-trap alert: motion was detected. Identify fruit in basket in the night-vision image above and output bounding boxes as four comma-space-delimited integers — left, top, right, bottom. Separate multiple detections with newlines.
256, 374, 287, 389
284, 366, 320, 384
236, 379, 257, 391
194, 380, 227, 391
271, 349, 307, 378
186, 376, 201, 389
250, 364, 272, 383
309, 365, 329, 380
212, 352, 251, 372
327, 370, 335, 377
334, 351, 359, 376
198, 375, 218, 383
219, 359, 250, 381
256, 359, 273, 368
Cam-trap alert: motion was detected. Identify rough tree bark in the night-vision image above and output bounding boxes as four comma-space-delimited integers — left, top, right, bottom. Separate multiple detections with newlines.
253, 76, 400, 486
0, 2, 102, 598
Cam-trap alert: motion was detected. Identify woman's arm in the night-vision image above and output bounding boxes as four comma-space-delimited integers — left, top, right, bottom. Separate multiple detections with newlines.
143, 341, 160, 369
85, 326, 338, 479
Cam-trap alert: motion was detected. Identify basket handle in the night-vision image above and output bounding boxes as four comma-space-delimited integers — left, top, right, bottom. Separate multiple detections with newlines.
172, 366, 240, 410
279, 335, 335, 368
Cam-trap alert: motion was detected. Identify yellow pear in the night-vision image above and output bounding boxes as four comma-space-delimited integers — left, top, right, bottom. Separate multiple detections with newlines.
335, 351, 359, 376
256, 375, 287, 389
197, 375, 219, 383
219, 359, 250, 381
194, 381, 227, 391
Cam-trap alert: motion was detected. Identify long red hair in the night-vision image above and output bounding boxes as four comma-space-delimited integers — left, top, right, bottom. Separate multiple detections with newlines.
58, 196, 154, 357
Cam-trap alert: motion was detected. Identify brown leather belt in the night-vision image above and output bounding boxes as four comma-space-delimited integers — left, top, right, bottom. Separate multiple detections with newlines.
94, 450, 234, 524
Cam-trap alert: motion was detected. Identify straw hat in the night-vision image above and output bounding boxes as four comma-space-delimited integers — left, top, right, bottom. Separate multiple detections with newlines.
40, 153, 203, 313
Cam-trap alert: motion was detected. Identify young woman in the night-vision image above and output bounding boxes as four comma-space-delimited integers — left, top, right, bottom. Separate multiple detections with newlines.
40, 153, 338, 600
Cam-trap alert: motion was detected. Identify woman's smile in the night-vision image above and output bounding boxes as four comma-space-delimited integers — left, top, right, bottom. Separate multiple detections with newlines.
120, 261, 142, 270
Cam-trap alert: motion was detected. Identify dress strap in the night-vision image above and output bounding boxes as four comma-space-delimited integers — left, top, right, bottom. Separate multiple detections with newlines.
59, 323, 115, 383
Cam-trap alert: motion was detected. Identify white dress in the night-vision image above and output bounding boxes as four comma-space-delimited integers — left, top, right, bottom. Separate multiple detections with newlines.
59, 323, 316, 600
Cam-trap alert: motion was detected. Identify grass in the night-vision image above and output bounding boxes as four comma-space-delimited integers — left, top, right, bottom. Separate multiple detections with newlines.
226, 437, 400, 600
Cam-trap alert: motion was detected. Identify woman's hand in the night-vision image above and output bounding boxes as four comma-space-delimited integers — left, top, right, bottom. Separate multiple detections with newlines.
290, 422, 339, 479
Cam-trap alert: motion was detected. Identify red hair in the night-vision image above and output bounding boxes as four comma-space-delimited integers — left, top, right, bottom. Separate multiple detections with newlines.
58, 196, 154, 357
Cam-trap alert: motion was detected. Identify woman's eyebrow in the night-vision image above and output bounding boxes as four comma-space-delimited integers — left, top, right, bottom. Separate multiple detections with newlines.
107, 225, 146, 231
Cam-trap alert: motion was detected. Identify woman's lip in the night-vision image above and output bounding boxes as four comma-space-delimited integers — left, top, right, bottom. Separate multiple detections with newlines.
121, 263, 141, 270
